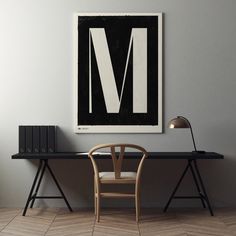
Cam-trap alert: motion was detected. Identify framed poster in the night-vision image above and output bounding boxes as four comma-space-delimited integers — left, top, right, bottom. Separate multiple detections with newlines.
74, 13, 163, 133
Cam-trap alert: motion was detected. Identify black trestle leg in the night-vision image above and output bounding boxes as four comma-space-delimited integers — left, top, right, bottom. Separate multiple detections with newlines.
163, 159, 214, 216
193, 160, 214, 216
163, 161, 190, 212
22, 160, 43, 216
30, 160, 47, 208
189, 161, 206, 208
23, 159, 72, 216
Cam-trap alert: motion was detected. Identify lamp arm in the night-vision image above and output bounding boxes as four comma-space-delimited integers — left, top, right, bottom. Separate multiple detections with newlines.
178, 116, 197, 152
189, 125, 197, 152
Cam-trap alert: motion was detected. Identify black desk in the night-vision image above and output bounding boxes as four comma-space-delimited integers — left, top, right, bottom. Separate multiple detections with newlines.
12, 152, 223, 216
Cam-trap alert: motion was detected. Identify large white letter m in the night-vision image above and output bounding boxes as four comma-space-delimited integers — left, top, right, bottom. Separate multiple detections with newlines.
89, 28, 147, 113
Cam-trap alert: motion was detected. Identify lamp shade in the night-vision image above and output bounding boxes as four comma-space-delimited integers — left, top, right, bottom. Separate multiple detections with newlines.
168, 116, 205, 153
168, 116, 190, 129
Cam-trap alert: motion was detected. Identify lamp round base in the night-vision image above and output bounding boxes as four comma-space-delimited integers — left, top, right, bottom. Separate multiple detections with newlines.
192, 151, 206, 154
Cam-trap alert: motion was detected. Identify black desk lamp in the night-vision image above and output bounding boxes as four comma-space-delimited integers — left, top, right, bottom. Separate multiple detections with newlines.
168, 116, 205, 154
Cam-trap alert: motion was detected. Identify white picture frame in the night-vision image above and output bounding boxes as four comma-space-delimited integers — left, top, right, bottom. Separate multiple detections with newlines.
74, 13, 163, 133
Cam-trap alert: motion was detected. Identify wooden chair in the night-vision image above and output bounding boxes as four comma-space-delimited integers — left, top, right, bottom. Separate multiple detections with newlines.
88, 143, 148, 222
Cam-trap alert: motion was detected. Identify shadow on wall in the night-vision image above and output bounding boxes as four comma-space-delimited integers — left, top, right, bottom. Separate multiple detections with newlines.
56, 126, 78, 152
200, 155, 236, 207
26, 156, 234, 208
26, 157, 196, 208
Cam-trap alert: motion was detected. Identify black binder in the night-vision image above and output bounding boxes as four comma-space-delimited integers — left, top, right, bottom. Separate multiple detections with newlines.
40, 126, 48, 153
48, 126, 56, 153
33, 126, 40, 153
19, 126, 26, 153
25, 126, 33, 153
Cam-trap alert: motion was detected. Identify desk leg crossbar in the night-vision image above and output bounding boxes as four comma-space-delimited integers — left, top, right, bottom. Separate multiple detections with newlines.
163, 159, 214, 216
22, 159, 73, 216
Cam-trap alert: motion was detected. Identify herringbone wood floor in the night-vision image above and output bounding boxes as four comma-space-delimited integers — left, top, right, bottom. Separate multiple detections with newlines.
0, 208, 235, 236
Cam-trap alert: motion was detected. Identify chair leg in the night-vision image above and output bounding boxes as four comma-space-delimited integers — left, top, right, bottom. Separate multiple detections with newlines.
95, 196, 98, 218
97, 194, 100, 222
94, 181, 97, 216
135, 185, 140, 222
94, 196, 97, 216
135, 196, 139, 222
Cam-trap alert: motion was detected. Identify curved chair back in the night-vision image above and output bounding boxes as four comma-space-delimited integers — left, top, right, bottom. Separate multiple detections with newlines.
88, 143, 148, 181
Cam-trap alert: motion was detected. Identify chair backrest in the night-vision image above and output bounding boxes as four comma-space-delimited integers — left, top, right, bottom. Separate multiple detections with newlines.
88, 143, 148, 180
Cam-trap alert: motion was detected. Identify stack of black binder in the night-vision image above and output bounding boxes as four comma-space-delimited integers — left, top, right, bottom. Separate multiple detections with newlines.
19, 125, 56, 153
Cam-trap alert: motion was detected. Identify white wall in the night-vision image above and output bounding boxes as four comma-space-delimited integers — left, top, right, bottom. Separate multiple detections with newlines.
0, 0, 236, 208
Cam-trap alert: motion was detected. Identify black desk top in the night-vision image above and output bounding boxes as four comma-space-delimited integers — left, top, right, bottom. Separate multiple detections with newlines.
12, 152, 224, 160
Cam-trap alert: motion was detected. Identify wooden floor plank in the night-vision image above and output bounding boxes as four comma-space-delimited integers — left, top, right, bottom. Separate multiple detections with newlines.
1, 208, 57, 236
93, 209, 139, 236
215, 208, 236, 235
176, 209, 232, 236
0, 208, 235, 236
0, 208, 20, 231
139, 209, 186, 236
46, 209, 94, 236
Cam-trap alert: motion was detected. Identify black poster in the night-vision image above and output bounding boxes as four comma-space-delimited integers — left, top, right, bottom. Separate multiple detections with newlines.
75, 13, 162, 133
